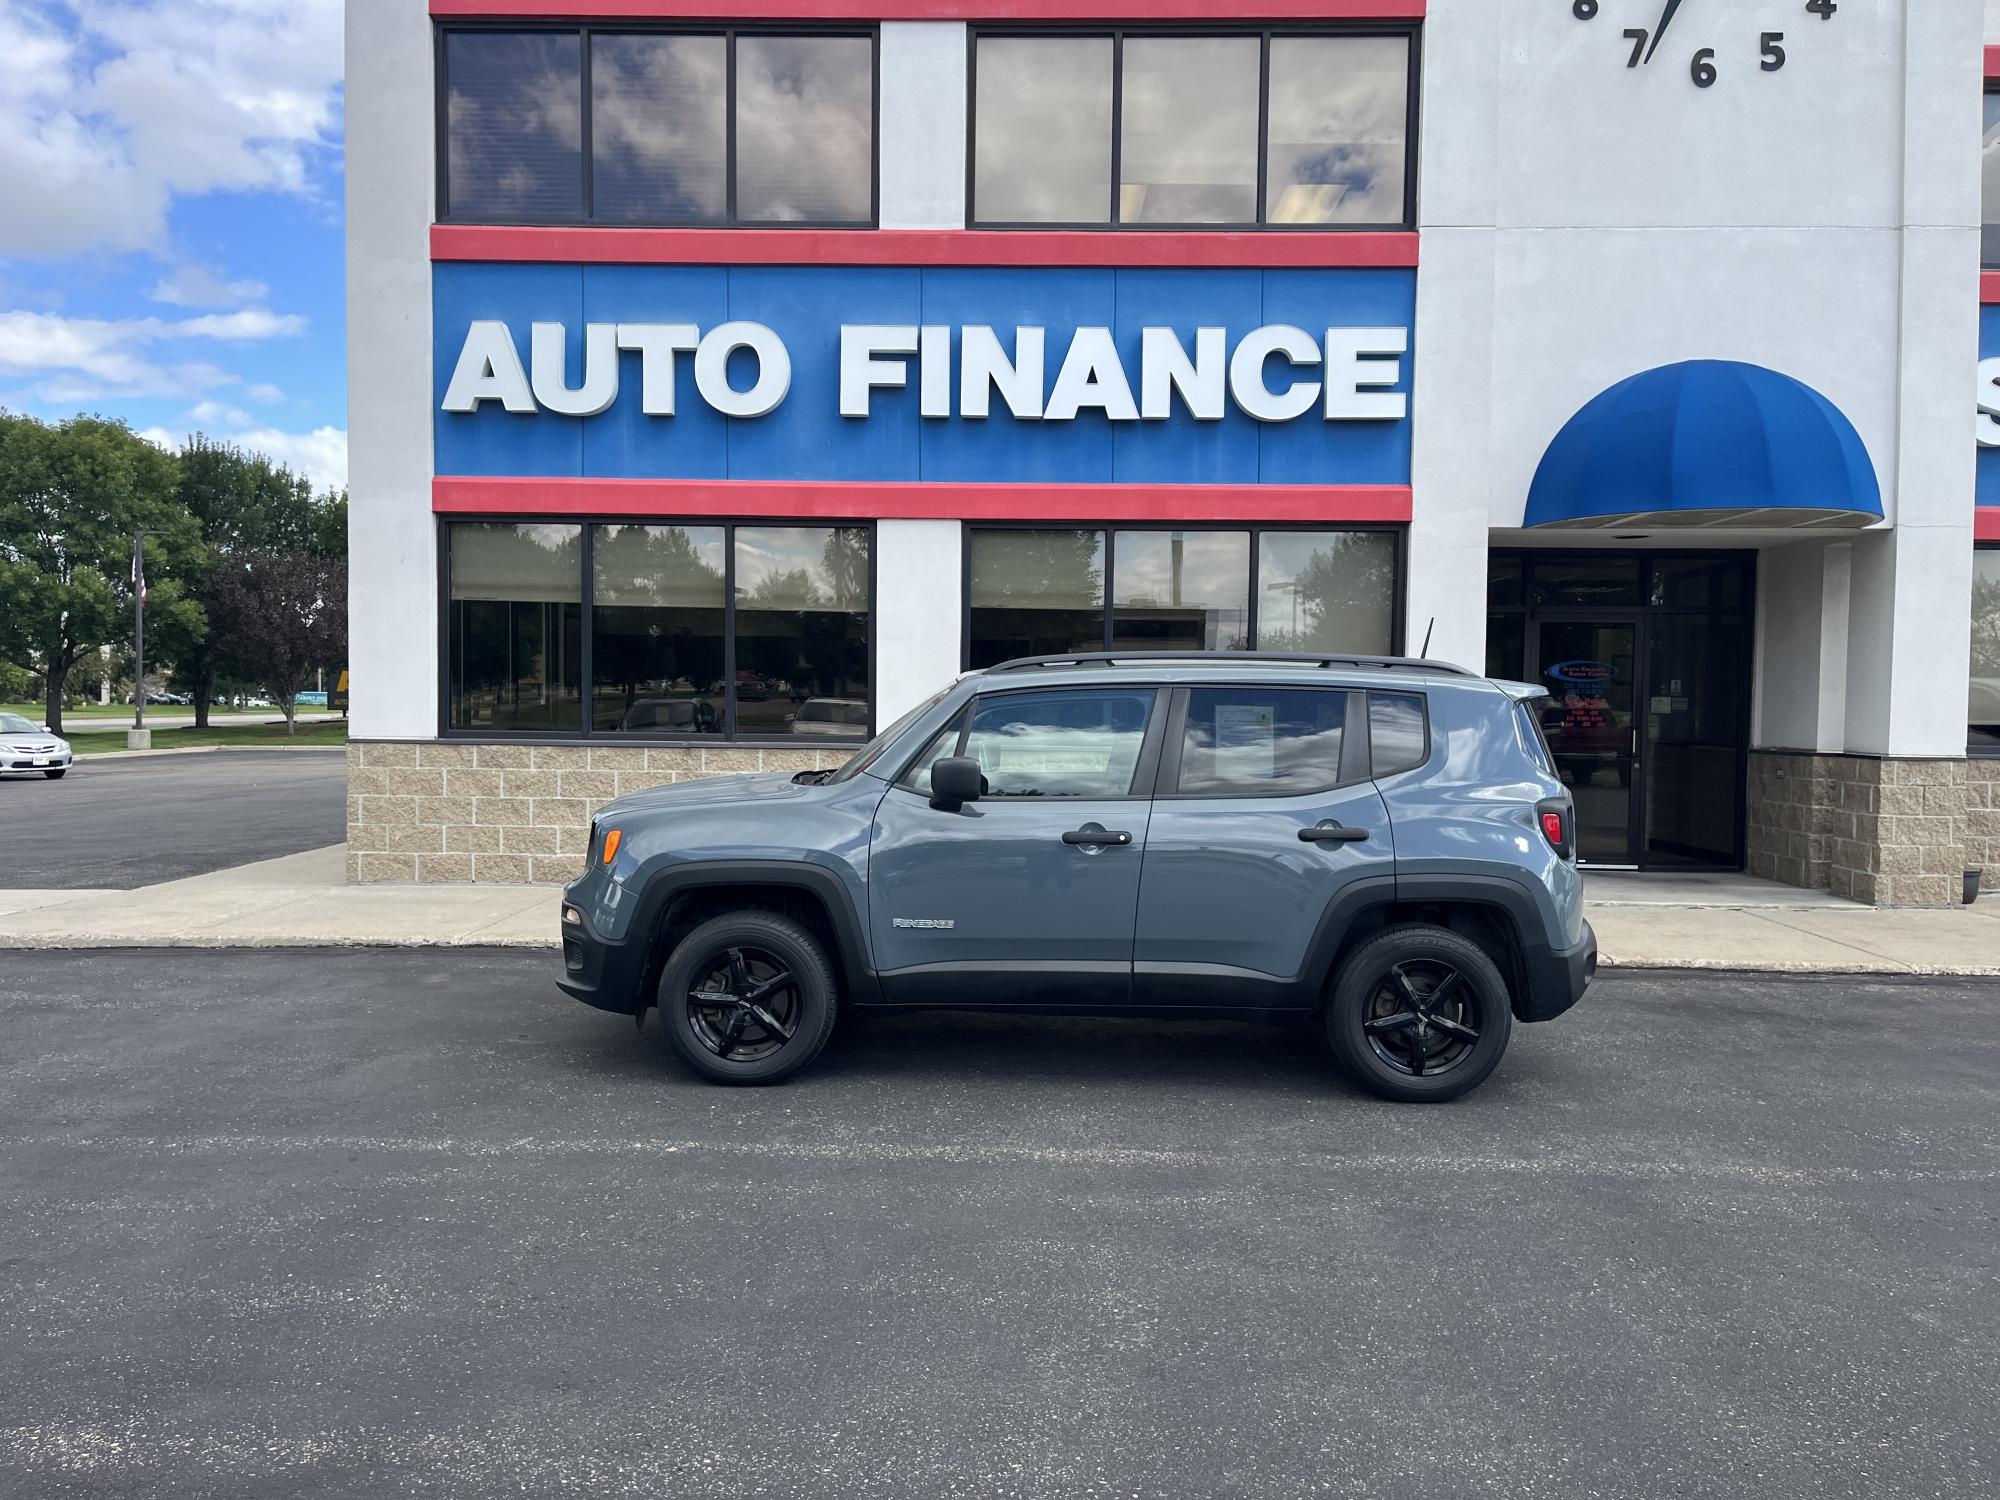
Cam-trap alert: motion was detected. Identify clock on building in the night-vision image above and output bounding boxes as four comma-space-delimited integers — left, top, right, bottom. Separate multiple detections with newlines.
1570, 0, 1839, 88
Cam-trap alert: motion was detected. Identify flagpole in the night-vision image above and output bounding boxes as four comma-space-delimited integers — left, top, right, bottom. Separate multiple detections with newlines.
131, 528, 158, 748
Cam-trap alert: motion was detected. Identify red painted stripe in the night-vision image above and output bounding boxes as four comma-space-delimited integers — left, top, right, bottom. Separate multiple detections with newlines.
433, 476, 1414, 523
1982, 270, 2000, 305
1978, 508, 2000, 542
433, 0, 1423, 19
431, 224, 1419, 269
1986, 44, 2000, 80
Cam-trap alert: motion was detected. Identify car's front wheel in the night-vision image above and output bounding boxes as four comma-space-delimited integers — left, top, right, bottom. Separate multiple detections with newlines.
1325, 924, 1512, 1103
43, 768, 66, 779
655, 911, 838, 1085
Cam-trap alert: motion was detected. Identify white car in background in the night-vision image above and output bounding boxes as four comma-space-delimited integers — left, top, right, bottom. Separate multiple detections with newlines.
0, 712, 73, 779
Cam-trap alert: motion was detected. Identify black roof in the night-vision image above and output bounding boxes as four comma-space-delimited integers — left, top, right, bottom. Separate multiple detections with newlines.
983, 651, 1473, 677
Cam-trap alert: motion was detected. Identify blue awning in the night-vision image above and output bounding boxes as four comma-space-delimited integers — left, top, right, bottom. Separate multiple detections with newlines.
1524, 360, 1883, 530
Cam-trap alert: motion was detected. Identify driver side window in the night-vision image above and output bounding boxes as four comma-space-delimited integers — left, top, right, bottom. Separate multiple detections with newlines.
957, 689, 1156, 799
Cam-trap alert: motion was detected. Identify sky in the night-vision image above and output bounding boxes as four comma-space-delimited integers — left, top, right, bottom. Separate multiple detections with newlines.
0, 0, 347, 494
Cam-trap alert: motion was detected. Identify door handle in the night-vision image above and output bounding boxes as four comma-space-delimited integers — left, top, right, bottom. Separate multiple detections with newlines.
1062, 829, 1133, 846
1298, 823, 1370, 844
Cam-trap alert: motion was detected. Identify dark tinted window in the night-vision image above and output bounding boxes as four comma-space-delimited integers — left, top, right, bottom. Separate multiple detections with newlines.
1531, 558, 1643, 608
1178, 687, 1346, 795
733, 527, 871, 737
590, 34, 727, 222
1651, 557, 1748, 609
590, 525, 725, 734
1970, 549, 2000, 751
1368, 691, 1427, 776
445, 32, 584, 220
1487, 556, 1523, 609
962, 690, 1154, 798
968, 529, 1106, 669
448, 523, 583, 731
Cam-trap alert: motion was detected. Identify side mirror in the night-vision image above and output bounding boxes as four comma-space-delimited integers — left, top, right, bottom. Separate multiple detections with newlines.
929, 756, 984, 811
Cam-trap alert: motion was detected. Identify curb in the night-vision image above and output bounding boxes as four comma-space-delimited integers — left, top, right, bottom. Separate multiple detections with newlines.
71, 744, 349, 762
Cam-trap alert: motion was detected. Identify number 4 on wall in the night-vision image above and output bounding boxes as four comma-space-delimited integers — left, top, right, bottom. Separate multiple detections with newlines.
1806, 0, 1837, 17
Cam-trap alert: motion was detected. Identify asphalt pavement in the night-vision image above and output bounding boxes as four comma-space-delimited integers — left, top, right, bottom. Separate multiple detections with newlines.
1, 951, 1994, 1497
0, 750, 345, 888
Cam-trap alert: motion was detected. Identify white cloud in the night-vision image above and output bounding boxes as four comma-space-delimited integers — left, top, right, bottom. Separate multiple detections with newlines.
137, 425, 180, 453
0, 0, 344, 258
231, 424, 346, 493
244, 382, 283, 404
148, 265, 269, 309
0, 306, 307, 400
190, 398, 251, 427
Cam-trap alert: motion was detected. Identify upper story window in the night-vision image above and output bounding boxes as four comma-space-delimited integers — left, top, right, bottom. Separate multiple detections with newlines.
1984, 91, 2000, 265
439, 26, 876, 227
969, 27, 1415, 230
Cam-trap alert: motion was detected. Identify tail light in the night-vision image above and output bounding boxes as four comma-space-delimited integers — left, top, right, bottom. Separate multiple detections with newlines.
1536, 798, 1573, 861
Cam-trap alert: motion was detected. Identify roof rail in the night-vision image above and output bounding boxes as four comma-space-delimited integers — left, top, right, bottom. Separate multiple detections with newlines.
984, 651, 1474, 677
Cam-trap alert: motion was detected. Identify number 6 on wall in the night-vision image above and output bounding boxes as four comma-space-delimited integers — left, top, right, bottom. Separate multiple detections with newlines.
1690, 47, 1716, 88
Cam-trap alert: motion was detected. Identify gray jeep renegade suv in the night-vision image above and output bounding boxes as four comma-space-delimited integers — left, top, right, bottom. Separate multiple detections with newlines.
559, 652, 1597, 1103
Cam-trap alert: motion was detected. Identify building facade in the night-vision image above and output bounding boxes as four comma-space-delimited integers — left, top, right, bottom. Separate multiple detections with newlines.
346, 0, 1999, 904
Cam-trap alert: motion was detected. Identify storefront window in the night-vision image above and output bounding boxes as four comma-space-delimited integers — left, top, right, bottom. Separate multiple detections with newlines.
448, 523, 584, 731
1255, 531, 1397, 655
1984, 93, 2000, 266
970, 27, 1415, 229
590, 525, 725, 734
1973, 549, 2000, 752
441, 27, 875, 227
445, 521, 872, 740
967, 527, 1399, 668
733, 526, 872, 738
1111, 531, 1249, 651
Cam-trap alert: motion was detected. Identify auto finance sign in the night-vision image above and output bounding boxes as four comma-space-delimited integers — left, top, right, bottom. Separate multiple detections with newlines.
432, 263, 1416, 486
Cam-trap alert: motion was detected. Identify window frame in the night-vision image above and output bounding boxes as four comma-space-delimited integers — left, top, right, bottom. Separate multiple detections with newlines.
1154, 684, 1371, 801
964, 21, 1421, 232
434, 19, 882, 229
437, 515, 878, 746
1974, 540, 2000, 757
1984, 85, 2000, 269
959, 521, 1408, 670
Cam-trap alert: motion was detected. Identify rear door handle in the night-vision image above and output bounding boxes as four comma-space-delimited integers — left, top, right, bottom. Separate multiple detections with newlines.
1298, 823, 1370, 844
1062, 829, 1133, 846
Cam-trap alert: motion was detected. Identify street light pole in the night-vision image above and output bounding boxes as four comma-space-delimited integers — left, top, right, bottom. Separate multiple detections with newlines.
130, 529, 158, 750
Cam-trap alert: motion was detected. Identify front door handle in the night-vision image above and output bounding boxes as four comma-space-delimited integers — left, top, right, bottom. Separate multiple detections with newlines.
1299, 823, 1370, 844
1062, 828, 1133, 847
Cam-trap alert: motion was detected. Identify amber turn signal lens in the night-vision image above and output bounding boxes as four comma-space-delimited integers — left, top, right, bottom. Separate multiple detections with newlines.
600, 828, 622, 864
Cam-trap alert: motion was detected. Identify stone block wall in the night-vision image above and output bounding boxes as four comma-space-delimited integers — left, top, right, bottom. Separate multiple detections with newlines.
345, 742, 834, 883
1746, 750, 1972, 906
1968, 758, 2000, 883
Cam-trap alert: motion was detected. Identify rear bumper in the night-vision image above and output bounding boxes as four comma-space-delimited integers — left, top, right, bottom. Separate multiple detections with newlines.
1515, 919, 1597, 1023
555, 901, 650, 1016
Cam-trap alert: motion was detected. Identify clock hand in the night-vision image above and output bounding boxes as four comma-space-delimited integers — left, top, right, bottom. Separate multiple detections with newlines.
1641, 0, 1686, 64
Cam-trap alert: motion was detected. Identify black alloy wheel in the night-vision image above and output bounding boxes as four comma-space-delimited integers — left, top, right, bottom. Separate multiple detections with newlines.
1325, 924, 1513, 1103
656, 910, 838, 1085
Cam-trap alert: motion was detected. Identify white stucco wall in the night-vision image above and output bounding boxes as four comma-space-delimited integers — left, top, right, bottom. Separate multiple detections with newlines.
879, 23, 967, 230
874, 520, 965, 721
345, 0, 437, 740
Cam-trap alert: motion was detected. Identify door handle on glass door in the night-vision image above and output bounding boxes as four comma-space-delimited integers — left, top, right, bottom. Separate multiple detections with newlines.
1062, 829, 1132, 846
1299, 823, 1370, 844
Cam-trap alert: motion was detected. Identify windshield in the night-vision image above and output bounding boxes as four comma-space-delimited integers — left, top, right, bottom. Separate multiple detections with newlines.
0, 713, 41, 734
825, 685, 955, 784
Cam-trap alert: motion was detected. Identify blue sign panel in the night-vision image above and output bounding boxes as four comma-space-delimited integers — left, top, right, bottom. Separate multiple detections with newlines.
432, 263, 1416, 485
1980, 306, 2000, 508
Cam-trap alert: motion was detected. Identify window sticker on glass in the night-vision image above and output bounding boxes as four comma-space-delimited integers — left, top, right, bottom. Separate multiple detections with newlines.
1213, 703, 1276, 782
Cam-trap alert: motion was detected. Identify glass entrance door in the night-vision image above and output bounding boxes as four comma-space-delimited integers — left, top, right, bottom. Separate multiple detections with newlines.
1531, 617, 1641, 865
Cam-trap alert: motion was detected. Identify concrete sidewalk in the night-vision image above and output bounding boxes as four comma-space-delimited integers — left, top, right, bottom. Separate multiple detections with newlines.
2, 846, 1996, 974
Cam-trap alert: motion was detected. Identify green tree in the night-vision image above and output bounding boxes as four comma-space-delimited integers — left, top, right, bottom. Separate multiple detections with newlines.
204, 548, 349, 734
0, 412, 200, 735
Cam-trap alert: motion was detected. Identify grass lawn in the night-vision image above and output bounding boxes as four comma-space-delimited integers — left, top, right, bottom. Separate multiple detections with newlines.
0, 701, 268, 722
67, 720, 349, 756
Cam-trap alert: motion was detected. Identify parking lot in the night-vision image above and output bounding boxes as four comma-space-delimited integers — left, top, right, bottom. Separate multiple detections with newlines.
2, 950, 1994, 1497
0, 751, 346, 888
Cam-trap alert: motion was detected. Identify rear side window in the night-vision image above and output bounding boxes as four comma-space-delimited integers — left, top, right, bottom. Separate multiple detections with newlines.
1177, 687, 1347, 795
961, 689, 1155, 798
1515, 699, 1556, 774
1368, 691, 1429, 777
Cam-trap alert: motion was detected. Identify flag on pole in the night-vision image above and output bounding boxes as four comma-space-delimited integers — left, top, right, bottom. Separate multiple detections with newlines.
132, 546, 146, 604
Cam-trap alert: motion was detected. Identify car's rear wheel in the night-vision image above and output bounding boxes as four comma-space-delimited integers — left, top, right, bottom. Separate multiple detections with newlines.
655, 911, 838, 1085
1325, 924, 1512, 1103
43, 768, 66, 779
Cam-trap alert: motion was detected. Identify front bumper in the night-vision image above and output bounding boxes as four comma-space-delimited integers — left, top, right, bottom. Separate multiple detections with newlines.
4, 752, 71, 771
556, 898, 651, 1015
1514, 919, 1597, 1023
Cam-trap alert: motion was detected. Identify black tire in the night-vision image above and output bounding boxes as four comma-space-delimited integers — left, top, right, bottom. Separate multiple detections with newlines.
43, 769, 66, 780
655, 911, 838, 1085
1324, 924, 1513, 1103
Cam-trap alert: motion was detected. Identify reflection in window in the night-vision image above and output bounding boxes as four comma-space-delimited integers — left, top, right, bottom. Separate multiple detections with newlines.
448, 523, 583, 730
1119, 37, 1257, 225
973, 36, 1113, 224
733, 526, 871, 737
1255, 531, 1397, 655
1985, 95, 2000, 266
1111, 531, 1249, 651
1265, 35, 1410, 225
1369, 691, 1427, 776
962, 690, 1154, 798
590, 34, 726, 222
968, 530, 1107, 669
445, 32, 583, 221
1179, 687, 1345, 795
735, 34, 874, 223
1973, 550, 2000, 752
591, 525, 725, 734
